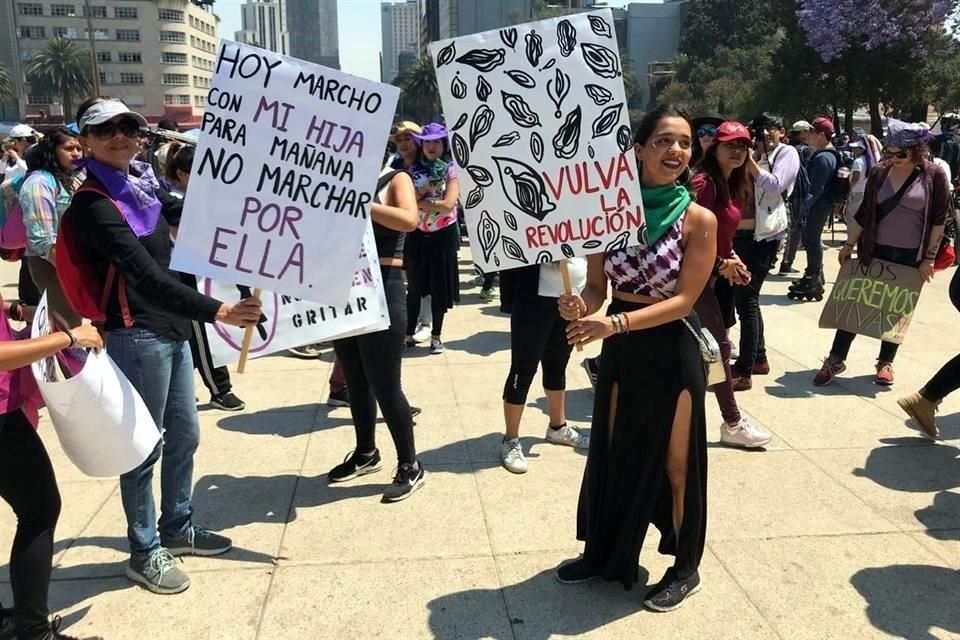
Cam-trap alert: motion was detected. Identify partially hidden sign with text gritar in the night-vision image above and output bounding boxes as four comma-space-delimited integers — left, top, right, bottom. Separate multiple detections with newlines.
819, 258, 925, 345
171, 40, 399, 304
430, 9, 644, 274
200, 224, 389, 368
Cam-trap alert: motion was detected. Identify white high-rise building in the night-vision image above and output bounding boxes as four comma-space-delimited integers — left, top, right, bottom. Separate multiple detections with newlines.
381, 0, 420, 83
235, 0, 289, 55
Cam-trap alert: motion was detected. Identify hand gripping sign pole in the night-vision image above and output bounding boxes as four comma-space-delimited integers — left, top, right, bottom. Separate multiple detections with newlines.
237, 288, 261, 374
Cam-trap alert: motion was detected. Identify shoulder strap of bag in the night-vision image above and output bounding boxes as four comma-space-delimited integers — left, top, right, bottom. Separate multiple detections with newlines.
77, 181, 134, 328
374, 169, 403, 203
876, 166, 922, 225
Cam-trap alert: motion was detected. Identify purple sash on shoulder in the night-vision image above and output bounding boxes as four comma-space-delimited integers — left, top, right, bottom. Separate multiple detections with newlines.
75, 158, 161, 238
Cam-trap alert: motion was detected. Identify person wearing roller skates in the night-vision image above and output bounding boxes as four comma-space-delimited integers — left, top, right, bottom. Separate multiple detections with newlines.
789, 117, 840, 302
814, 119, 949, 387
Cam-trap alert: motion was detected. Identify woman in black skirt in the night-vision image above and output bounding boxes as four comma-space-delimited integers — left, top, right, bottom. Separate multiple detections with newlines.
404, 123, 461, 355
557, 105, 717, 612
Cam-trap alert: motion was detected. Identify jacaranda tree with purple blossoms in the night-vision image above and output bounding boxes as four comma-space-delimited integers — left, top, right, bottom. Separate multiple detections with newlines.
797, 0, 959, 133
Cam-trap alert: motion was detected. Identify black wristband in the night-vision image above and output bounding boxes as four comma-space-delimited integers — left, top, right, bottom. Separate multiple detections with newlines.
9, 303, 19, 322
63, 328, 77, 349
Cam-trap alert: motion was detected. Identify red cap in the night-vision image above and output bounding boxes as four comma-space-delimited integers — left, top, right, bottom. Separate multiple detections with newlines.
715, 121, 751, 144
811, 117, 835, 137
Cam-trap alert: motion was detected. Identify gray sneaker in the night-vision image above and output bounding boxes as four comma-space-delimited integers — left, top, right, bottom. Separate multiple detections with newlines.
500, 437, 528, 474
161, 526, 232, 557
545, 424, 590, 449
126, 547, 190, 595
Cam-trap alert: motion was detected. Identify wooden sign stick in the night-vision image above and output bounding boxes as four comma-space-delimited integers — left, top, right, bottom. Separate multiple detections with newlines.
237, 288, 262, 374
558, 261, 583, 352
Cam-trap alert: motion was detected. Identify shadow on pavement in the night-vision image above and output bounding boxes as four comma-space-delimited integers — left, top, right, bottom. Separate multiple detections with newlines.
427, 566, 649, 639
916, 492, 960, 539
851, 439, 959, 494
764, 370, 888, 399
444, 330, 510, 357
851, 564, 960, 640
191, 473, 391, 527
217, 404, 354, 438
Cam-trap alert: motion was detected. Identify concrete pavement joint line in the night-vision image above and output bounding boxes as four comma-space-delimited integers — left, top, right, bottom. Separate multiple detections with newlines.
52, 482, 120, 570
705, 542, 787, 640
252, 402, 321, 640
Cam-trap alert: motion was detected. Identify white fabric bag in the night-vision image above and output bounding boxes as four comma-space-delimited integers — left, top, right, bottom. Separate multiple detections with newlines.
30, 293, 160, 477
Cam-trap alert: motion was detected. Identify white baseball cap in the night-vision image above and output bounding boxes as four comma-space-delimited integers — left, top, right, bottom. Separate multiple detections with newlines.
790, 120, 813, 132
8, 124, 37, 138
78, 99, 147, 131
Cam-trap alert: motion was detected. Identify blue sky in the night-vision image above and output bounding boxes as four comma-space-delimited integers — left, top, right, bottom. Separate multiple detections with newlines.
216, 0, 632, 81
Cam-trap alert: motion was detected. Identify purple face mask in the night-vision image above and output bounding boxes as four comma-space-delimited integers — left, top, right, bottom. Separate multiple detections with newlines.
76, 157, 161, 237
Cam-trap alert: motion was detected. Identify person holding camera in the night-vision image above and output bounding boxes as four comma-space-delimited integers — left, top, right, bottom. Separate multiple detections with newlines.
1, 125, 38, 184
732, 114, 800, 391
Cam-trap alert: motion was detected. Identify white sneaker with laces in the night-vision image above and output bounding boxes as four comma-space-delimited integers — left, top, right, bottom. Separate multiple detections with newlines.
430, 337, 444, 354
545, 424, 590, 449
720, 417, 771, 449
500, 438, 528, 474
412, 323, 431, 343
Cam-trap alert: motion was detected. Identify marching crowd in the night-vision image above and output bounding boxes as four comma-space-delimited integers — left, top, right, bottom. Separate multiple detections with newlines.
0, 93, 957, 639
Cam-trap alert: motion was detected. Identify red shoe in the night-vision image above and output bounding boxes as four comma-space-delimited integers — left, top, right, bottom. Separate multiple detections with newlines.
875, 361, 895, 386
752, 361, 770, 376
732, 376, 752, 391
813, 357, 846, 386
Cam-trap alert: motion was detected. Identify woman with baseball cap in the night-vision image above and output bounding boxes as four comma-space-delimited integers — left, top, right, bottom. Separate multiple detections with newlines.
56, 97, 262, 594
403, 122, 460, 355
815, 119, 950, 387
691, 121, 771, 448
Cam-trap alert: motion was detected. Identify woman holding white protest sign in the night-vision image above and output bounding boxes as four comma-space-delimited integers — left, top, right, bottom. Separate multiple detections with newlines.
814, 119, 949, 388
403, 123, 461, 355
327, 149, 424, 502
55, 98, 263, 595
557, 106, 716, 612
0, 300, 104, 640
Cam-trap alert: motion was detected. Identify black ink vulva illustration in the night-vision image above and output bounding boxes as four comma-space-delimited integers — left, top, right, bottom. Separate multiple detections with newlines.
492, 156, 557, 222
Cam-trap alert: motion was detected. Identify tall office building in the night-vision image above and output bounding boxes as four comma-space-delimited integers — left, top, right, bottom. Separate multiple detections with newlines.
623, 0, 688, 108
235, 0, 289, 55
7, 0, 221, 125
287, 0, 339, 69
381, 0, 420, 83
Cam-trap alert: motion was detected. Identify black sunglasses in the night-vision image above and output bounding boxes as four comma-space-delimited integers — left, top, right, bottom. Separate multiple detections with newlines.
696, 127, 718, 138
87, 118, 141, 140
883, 149, 909, 160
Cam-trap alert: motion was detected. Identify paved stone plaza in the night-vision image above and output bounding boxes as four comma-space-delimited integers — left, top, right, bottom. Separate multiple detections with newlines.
1, 244, 958, 639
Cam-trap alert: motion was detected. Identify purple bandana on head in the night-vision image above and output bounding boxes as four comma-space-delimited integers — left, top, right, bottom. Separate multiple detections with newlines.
76, 157, 161, 238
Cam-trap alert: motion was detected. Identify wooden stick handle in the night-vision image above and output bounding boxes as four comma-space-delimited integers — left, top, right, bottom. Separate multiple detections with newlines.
237, 288, 261, 374
558, 261, 583, 352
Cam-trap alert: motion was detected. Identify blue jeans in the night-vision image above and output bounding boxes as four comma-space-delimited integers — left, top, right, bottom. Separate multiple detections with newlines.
108, 328, 200, 556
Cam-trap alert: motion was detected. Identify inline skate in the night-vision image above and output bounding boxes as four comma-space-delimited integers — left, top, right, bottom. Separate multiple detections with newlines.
787, 271, 825, 302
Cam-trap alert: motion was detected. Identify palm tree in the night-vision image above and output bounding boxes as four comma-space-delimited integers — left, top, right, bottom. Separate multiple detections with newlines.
0, 62, 12, 101
398, 56, 440, 123
25, 37, 91, 119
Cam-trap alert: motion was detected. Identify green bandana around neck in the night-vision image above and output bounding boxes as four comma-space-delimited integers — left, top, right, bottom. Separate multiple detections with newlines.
641, 184, 692, 246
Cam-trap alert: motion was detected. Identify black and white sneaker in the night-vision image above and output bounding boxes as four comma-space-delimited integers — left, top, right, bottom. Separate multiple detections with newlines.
209, 392, 245, 412
0, 604, 14, 640
327, 388, 350, 407
382, 461, 425, 502
556, 558, 600, 584
410, 405, 422, 419
583, 357, 599, 391
328, 449, 382, 483
643, 568, 701, 612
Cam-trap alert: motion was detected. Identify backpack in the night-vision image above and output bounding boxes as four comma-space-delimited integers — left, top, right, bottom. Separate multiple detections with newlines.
0, 175, 27, 261
55, 179, 133, 326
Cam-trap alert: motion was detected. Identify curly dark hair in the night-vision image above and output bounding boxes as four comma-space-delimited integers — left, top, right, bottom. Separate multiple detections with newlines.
164, 141, 195, 184
26, 126, 79, 189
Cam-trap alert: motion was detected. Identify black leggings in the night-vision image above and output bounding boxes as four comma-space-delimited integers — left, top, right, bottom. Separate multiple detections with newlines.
0, 411, 61, 640
405, 292, 446, 337
922, 268, 960, 401
334, 266, 416, 465
502, 294, 572, 405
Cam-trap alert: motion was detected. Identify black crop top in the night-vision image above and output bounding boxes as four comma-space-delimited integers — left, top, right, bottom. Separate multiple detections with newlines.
372, 169, 405, 260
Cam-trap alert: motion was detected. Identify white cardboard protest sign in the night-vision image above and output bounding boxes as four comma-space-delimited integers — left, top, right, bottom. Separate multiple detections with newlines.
201, 224, 389, 367
30, 293, 161, 477
171, 40, 399, 304
430, 10, 643, 273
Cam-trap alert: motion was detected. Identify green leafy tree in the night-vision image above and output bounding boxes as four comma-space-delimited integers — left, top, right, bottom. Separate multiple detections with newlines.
25, 37, 91, 119
679, 0, 791, 61
397, 56, 441, 123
